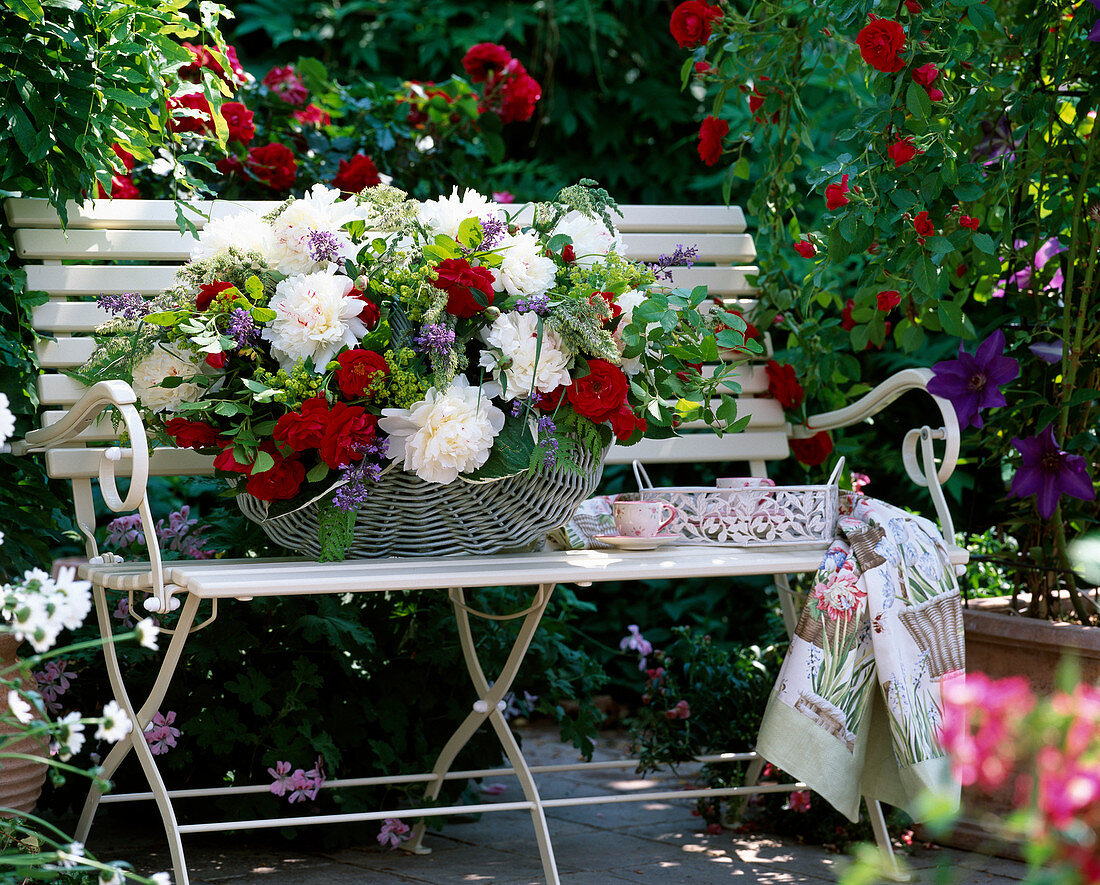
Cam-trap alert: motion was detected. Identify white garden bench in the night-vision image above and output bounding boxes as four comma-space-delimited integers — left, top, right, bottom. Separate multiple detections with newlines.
6, 196, 967, 884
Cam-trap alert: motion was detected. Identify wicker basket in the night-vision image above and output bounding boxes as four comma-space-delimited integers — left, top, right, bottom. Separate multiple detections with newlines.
237, 446, 605, 558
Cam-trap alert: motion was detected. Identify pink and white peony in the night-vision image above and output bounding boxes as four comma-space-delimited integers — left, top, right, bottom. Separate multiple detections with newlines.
262, 270, 366, 371
418, 187, 501, 239
132, 346, 206, 413
268, 184, 368, 275
479, 311, 572, 398
190, 210, 276, 263
378, 375, 505, 484
551, 210, 624, 268
494, 231, 557, 297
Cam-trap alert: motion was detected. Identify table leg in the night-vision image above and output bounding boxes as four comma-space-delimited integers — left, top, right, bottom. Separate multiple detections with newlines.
76, 586, 201, 885
405, 583, 560, 884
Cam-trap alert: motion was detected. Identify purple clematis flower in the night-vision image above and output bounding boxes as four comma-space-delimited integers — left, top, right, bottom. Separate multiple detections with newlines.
1008, 425, 1096, 519
927, 329, 1019, 430
1090, 0, 1100, 41
1028, 341, 1064, 364
992, 238, 1067, 299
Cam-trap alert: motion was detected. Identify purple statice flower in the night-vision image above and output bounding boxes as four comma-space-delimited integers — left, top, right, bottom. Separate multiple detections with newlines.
1028, 341, 1064, 365
1008, 425, 1096, 519
306, 229, 342, 264
514, 294, 550, 315
927, 329, 1019, 430
226, 308, 259, 347
414, 322, 456, 356
98, 292, 150, 320
992, 238, 1067, 299
647, 244, 700, 282
480, 217, 507, 249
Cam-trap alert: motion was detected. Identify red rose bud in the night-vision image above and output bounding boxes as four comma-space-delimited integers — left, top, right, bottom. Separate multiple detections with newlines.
694, 61, 712, 74
561, 244, 577, 263
793, 238, 817, 258
825, 174, 850, 210
904, 0, 922, 11
876, 290, 902, 311
956, 263, 968, 277
669, 0, 723, 49
926, 87, 944, 102
912, 210, 935, 237
609, 401, 647, 441
855, 18, 907, 73
196, 281, 234, 311
790, 431, 834, 466
911, 63, 939, 87
697, 115, 729, 166
959, 215, 980, 230
867, 241, 881, 254
213, 444, 253, 475
765, 360, 804, 410
335, 349, 389, 399
432, 258, 496, 317
841, 298, 856, 331
887, 136, 921, 167
205, 351, 228, 369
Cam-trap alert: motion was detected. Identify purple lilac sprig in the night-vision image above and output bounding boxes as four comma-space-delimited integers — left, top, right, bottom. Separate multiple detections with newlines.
536, 415, 559, 469
332, 438, 388, 512
306, 229, 342, 264
98, 292, 150, 320
647, 244, 700, 282
226, 308, 259, 347
414, 323, 456, 356
479, 217, 507, 249
514, 294, 550, 315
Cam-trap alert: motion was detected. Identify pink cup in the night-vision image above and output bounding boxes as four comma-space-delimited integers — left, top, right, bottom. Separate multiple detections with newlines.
613, 501, 678, 538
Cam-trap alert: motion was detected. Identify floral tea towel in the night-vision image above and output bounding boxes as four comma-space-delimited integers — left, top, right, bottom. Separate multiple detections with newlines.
756, 493, 964, 822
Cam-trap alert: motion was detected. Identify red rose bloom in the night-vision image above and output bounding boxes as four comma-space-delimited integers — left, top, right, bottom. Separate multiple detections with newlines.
433, 258, 495, 317
274, 397, 331, 453
537, 386, 566, 412
589, 291, 622, 322
747, 76, 781, 123
876, 290, 902, 311
221, 102, 255, 146
97, 175, 140, 200
841, 298, 856, 331
247, 143, 298, 191
205, 351, 228, 369
216, 155, 244, 177
959, 215, 980, 230
196, 280, 234, 311
765, 360, 804, 410
609, 401, 647, 441
246, 454, 306, 502
695, 61, 712, 74
697, 115, 729, 166
887, 136, 920, 167
351, 289, 381, 327
331, 153, 381, 194
566, 359, 629, 423
293, 104, 331, 127
336, 349, 389, 399
855, 18, 907, 73
912, 63, 939, 87
825, 174, 850, 210
320, 402, 378, 469
164, 418, 223, 450
463, 43, 513, 84
167, 93, 213, 135
262, 66, 308, 106
214, 444, 252, 475
793, 239, 817, 259
498, 72, 542, 124
912, 210, 935, 237
669, 0, 723, 49
790, 431, 834, 467
111, 144, 135, 172
180, 42, 245, 87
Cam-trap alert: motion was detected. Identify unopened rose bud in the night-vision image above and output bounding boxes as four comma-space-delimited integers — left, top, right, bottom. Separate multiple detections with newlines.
483, 305, 501, 319
355, 275, 369, 290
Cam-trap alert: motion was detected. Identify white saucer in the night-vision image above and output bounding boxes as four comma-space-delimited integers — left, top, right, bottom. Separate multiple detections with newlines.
594, 534, 681, 551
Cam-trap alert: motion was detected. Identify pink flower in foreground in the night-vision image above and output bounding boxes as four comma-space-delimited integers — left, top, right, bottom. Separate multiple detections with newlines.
1036, 752, 1100, 829
665, 700, 692, 720
268, 761, 293, 796
378, 818, 411, 849
143, 710, 181, 755
787, 790, 812, 812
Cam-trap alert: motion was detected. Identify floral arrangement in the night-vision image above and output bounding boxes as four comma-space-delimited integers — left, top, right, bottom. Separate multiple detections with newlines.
79, 180, 754, 558
103, 40, 542, 203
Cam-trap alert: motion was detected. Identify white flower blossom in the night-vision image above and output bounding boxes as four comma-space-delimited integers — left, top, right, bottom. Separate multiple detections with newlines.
52, 566, 93, 631
150, 874, 172, 885
268, 184, 368, 275
57, 843, 85, 868
7, 690, 33, 724
135, 617, 160, 651
479, 312, 572, 399
99, 867, 124, 885
494, 231, 557, 298
56, 711, 86, 760
378, 375, 505, 485
614, 288, 651, 375
0, 392, 14, 447
262, 270, 366, 371
418, 187, 501, 239
95, 700, 133, 743
190, 210, 276, 263
552, 211, 625, 268
132, 346, 206, 414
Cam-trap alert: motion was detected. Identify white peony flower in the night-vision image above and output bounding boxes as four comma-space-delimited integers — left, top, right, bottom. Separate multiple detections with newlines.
95, 700, 133, 743
418, 187, 502, 239
494, 231, 558, 298
479, 311, 572, 399
7, 690, 33, 724
132, 346, 206, 414
262, 270, 366, 371
190, 210, 276, 263
615, 288, 651, 375
552, 211, 625, 268
378, 375, 506, 484
268, 184, 368, 275
0, 391, 14, 447
135, 617, 160, 650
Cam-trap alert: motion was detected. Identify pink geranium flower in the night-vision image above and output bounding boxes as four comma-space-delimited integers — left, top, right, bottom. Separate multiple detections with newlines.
378, 817, 411, 849
143, 710, 181, 755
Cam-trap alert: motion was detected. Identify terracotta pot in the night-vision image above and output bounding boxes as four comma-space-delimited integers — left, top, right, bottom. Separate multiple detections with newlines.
0, 634, 50, 817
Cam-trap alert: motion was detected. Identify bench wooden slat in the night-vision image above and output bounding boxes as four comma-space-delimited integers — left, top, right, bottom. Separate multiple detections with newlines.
15, 228, 756, 264
44, 447, 215, 479
7, 199, 747, 234
35, 338, 96, 367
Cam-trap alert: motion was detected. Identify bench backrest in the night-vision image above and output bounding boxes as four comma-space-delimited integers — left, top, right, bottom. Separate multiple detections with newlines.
7, 198, 788, 491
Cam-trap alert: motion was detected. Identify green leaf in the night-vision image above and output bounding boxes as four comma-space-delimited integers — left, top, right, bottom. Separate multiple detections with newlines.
953, 182, 984, 201
914, 255, 937, 295
245, 275, 265, 298
462, 414, 536, 482
307, 461, 330, 483
251, 306, 276, 323
456, 216, 482, 249
906, 82, 932, 120
7, 0, 43, 22
926, 236, 955, 255
972, 232, 995, 255
938, 301, 968, 337
143, 311, 181, 326
251, 450, 275, 475
732, 157, 750, 180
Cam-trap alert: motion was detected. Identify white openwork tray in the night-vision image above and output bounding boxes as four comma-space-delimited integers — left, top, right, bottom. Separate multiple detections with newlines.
628, 458, 844, 547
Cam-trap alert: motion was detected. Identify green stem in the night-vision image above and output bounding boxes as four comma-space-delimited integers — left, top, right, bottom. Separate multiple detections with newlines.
1052, 503, 1091, 623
